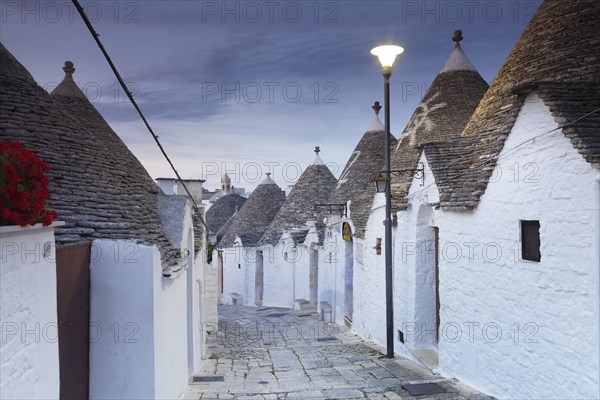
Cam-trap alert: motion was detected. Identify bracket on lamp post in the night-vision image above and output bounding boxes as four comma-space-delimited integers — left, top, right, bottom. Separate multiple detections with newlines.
375, 162, 426, 191
314, 203, 347, 218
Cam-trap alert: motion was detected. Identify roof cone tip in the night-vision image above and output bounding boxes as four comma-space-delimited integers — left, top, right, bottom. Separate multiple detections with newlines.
453, 30, 463, 46
312, 146, 325, 165
63, 61, 75, 75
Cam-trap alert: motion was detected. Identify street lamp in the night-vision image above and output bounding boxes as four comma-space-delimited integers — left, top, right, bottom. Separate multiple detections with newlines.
373, 173, 388, 193
371, 43, 403, 359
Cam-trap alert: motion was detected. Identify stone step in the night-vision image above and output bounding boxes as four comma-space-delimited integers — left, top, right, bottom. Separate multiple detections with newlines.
409, 348, 439, 375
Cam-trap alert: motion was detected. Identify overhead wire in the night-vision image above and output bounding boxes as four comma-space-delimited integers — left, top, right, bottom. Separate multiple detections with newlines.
71, 0, 207, 229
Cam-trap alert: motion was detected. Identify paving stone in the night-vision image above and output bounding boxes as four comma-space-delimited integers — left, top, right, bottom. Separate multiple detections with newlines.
180, 306, 487, 399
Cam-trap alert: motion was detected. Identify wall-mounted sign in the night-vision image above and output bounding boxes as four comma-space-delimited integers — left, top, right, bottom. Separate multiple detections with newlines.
342, 222, 352, 241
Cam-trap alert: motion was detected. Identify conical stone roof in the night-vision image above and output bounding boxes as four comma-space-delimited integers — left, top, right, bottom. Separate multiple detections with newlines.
329, 104, 397, 238
218, 174, 286, 248
205, 193, 247, 234
260, 147, 338, 246
0, 44, 179, 264
429, 0, 600, 209
390, 30, 489, 209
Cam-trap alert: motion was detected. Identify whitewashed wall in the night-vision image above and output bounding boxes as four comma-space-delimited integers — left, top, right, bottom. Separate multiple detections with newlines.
221, 243, 258, 307
90, 239, 194, 400
262, 243, 294, 308
392, 154, 442, 353
154, 260, 189, 399
390, 94, 599, 399
89, 240, 157, 399
436, 94, 599, 399
293, 244, 311, 304
320, 217, 354, 326
0, 224, 61, 399
352, 194, 390, 348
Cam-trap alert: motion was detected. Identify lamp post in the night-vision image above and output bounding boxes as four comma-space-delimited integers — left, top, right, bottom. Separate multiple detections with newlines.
371, 44, 404, 359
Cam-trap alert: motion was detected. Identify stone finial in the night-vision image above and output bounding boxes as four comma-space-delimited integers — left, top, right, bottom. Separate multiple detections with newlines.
453, 30, 463, 46
266, 173, 271, 178
314, 146, 320, 155
63, 61, 75, 75
372, 101, 382, 115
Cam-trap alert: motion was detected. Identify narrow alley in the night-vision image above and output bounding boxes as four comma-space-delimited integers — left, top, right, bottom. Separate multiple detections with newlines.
182, 306, 491, 400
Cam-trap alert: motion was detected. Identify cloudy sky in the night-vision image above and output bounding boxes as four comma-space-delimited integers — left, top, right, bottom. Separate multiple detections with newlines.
1, 0, 541, 192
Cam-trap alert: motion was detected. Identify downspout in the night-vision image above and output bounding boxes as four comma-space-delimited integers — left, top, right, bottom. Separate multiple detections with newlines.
595, 172, 600, 398
292, 244, 296, 309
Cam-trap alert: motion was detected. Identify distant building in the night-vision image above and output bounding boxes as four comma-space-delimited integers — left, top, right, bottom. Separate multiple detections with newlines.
215, 174, 286, 305
258, 147, 337, 309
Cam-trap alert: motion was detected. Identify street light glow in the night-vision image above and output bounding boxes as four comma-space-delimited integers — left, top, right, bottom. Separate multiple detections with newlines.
371, 45, 404, 68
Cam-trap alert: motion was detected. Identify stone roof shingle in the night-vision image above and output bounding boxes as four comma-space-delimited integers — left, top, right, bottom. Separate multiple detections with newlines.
436, 0, 600, 209
218, 175, 286, 248
0, 45, 180, 265
260, 149, 338, 245
205, 193, 247, 234
390, 32, 489, 210
329, 108, 396, 238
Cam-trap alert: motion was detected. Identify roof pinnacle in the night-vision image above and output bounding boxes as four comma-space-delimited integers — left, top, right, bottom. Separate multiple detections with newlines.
453, 30, 463, 47
63, 61, 75, 75
372, 101, 381, 115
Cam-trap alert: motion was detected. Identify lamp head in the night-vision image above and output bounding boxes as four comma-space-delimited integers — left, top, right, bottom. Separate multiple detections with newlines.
373, 173, 389, 193
371, 45, 404, 69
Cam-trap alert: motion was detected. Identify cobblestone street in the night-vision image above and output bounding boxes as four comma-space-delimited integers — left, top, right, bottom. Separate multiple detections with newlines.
182, 306, 491, 400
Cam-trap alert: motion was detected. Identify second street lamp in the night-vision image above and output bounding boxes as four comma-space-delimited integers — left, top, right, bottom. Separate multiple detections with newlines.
371, 43, 403, 359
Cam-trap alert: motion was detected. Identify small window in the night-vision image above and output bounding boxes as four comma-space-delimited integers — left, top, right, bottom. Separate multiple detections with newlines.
521, 220, 541, 262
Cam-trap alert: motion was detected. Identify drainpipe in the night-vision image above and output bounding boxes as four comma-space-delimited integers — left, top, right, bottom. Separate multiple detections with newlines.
595, 173, 600, 399
292, 245, 296, 309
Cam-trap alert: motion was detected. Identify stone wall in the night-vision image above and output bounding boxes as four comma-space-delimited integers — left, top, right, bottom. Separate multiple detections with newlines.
0, 224, 60, 399
386, 95, 600, 398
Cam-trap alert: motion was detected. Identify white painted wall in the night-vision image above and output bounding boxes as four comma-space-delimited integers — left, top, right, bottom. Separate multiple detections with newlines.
0, 224, 60, 399
221, 242, 260, 306
388, 94, 599, 399
319, 218, 354, 326
262, 243, 294, 308
352, 194, 394, 348
89, 240, 157, 399
294, 244, 311, 303
90, 239, 193, 400
154, 262, 189, 399
434, 94, 600, 399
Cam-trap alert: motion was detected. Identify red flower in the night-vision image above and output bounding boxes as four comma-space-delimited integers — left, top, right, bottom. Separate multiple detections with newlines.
0, 139, 58, 226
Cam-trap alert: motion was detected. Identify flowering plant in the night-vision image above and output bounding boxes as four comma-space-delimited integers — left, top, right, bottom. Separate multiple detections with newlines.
0, 140, 58, 227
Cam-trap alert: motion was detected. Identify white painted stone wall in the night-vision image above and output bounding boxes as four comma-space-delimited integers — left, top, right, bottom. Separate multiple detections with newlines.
221, 242, 258, 307
319, 217, 354, 326
262, 243, 294, 308
352, 194, 391, 348
261, 230, 317, 309
434, 95, 599, 399
294, 244, 311, 303
89, 240, 194, 399
89, 240, 157, 399
392, 154, 442, 353
154, 260, 189, 399
391, 94, 600, 399
0, 223, 61, 399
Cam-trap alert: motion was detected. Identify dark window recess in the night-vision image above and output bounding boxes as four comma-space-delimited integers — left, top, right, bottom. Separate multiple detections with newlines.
398, 330, 404, 343
521, 220, 541, 262
238, 264, 241, 269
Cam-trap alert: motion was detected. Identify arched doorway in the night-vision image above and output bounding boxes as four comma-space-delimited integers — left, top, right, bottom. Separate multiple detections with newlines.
414, 206, 439, 348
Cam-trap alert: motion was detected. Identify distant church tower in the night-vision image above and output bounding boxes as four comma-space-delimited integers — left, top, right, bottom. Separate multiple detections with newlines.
221, 173, 232, 195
